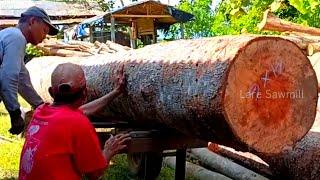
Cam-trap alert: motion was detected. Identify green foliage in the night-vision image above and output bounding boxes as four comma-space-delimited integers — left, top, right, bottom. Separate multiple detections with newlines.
178, 0, 215, 38
288, 0, 319, 14
96, 0, 115, 12
0, 98, 29, 179
25, 44, 44, 63
164, 0, 320, 39
102, 154, 130, 179
165, 0, 274, 39
285, 0, 320, 27
211, 0, 274, 35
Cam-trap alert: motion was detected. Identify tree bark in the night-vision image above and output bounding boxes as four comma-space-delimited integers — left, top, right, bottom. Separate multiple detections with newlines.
26, 36, 318, 154
258, 10, 320, 36
190, 148, 269, 180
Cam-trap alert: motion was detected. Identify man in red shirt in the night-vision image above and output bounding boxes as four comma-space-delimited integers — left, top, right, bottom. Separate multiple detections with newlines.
19, 63, 130, 180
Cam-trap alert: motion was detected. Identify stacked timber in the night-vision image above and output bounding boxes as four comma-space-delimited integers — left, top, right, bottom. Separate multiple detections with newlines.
27, 36, 317, 158
258, 10, 320, 56
35, 39, 131, 57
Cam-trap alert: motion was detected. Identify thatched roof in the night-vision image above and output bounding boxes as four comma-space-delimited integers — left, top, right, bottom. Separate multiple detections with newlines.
0, 0, 104, 19
0, 18, 86, 27
80, 0, 194, 26
107, 0, 194, 24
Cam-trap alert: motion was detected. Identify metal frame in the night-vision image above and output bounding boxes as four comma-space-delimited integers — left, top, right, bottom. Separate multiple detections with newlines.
92, 121, 206, 179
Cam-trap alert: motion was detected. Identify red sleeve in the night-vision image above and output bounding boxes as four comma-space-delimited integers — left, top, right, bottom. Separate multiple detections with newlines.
71, 114, 107, 173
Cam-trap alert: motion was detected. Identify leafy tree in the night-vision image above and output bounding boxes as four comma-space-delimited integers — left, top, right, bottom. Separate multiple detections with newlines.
272, 0, 320, 28
96, 0, 115, 11
163, 0, 214, 39
25, 44, 44, 63
165, 0, 320, 39
211, 0, 274, 35
178, 0, 215, 38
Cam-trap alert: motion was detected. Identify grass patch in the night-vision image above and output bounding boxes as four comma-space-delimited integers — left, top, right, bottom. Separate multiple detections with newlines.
103, 154, 193, 180
0, 98, 31, 179
0, 114, 24, 179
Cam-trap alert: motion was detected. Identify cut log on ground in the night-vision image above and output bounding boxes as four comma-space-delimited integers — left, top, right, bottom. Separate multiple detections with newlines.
36, 39, 131, 57
26, 36, 318, 154
163, 157, 231, 180
259, 99, 320, 180
105, 40, 131, 52
258, 10, 320, 36
190, 148, 269, 180
44, 48, 93, 57
308, 52, 320, 90
207, 143, 273, 178
278, 35, 309, 50
308, 42, 320, 56
208, 97, 320, 180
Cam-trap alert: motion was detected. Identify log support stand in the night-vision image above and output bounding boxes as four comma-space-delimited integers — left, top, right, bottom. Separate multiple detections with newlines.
92, 121, 206, 180
175, 149, 187, 180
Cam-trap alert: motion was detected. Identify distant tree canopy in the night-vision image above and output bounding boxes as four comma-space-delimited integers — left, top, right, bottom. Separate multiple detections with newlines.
165, 0, 320, 39
46, 0, 320, 39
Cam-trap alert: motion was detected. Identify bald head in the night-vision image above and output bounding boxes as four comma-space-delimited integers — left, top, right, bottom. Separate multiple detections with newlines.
49, 63, 86, 103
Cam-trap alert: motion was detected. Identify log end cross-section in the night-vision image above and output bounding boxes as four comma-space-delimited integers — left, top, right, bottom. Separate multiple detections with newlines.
223, 37, 318, 154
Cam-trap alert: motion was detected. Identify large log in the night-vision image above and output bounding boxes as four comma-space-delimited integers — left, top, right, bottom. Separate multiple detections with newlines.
308, 42, 320, 56
208, 97, 320, 179
258, 10, 320, 36
163, 157, 231, 180
207, 143, 273, 178
26, 36, 318, 154
190, 148, 269, 180
259, 97, 320, 179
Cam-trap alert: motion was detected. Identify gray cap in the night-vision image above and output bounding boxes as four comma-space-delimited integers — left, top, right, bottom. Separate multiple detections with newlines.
21, 6, 58, 35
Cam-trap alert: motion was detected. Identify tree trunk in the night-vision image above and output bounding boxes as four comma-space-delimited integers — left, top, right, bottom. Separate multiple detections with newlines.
190, 148, 269, 180
207, 143, 273, 178
208, 97, 320, 180
163, 157, 231, 180
26, 36, 318, 154
258, 10, 320, 36
257, 96, 320, 180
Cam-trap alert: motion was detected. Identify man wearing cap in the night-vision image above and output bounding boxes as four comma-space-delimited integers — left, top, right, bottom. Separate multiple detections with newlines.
0, 6, 58, 134
19, 63, 130, 179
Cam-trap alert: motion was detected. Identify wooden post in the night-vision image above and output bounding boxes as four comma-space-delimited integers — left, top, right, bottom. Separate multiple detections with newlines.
89, 25, 93, 42
180, 23, 185, 39
130, 20, 137, 49
100, 25, 104, 43
153, 22, 157, 44
175, 149, 186, 180
111, 16, 116, 42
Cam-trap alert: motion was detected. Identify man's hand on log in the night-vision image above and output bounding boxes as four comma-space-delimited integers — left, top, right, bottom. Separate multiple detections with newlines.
103, 133, 131, 161
115, 65, 126, 94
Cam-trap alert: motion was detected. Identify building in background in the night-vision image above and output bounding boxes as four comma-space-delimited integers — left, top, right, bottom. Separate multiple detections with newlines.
0, 0, 104, 32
